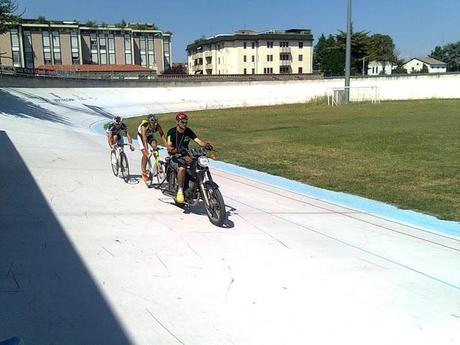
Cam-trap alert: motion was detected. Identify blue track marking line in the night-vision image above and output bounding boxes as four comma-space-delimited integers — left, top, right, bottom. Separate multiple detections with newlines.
90, 119, 460, 238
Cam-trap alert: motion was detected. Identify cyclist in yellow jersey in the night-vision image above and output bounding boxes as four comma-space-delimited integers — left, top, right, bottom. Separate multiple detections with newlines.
137, 114, 167, 182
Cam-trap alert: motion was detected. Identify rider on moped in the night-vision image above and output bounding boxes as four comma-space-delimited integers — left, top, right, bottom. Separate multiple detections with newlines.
166, 112, 213, 203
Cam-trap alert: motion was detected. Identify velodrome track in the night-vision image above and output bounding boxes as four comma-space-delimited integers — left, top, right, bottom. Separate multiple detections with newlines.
0, 88, 459, 345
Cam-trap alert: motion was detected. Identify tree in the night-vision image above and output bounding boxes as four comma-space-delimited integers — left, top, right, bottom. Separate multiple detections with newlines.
116, 19, 127, 28
367, 34, 396, 62
84, 20, 97, 27
314, 28, 398, 76
163, 64, 187, 75
313, 34, 345, 76
430, 41, 460, 72
37, 15, 47, 24
336, 29, 370, 75
0, 0, 20, 34
392, 58, 408, 74
313, 34, 327, 71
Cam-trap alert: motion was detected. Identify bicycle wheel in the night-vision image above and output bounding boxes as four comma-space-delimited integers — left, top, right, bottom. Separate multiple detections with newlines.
119, 152, 130, 183
154, 160, 166, 185
146, 157, 154, 187
110, 150, 118, 176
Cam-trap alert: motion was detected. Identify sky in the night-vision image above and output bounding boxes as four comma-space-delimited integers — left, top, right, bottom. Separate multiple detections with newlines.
17, 0, 460, 62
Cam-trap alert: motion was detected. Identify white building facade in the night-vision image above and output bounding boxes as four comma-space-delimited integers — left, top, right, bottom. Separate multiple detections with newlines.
367, 61, 394, 76
403, 57, 447, 74
186, 29, 313, 75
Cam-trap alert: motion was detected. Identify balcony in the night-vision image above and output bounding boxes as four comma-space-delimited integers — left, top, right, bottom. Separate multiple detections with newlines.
279, 59, 291, 65
280, 47, 291, 53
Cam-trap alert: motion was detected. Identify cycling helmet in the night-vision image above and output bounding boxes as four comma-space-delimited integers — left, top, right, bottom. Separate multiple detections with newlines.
114, 115, 123, 124
148, 114, 158, 123
176, 112, 189, 122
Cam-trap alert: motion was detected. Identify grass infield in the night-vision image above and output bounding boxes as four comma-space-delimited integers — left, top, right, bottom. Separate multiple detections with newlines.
123, 99, 460, 221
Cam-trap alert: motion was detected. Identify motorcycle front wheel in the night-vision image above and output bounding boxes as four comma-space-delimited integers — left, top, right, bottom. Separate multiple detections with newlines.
204, 186, 226, 227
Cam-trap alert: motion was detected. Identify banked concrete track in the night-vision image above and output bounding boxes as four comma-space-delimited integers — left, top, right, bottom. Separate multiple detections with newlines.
0, 88, 459, 345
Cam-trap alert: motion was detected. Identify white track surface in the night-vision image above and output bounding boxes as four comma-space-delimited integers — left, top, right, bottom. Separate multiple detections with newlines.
0, 88, 459, 345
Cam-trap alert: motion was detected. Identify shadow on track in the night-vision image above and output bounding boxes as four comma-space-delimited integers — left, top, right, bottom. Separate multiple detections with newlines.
0, 90, 70, 125
0, 131, 131, 344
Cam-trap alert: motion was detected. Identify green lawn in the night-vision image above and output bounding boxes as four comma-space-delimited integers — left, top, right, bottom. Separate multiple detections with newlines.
123, 99, 460, 221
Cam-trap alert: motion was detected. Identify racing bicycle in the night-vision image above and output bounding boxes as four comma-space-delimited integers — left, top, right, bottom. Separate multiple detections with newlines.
145, 148, 166, 188
110, 143, 133, 183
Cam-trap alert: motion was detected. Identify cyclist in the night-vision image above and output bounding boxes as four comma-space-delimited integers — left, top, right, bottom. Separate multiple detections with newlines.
166, 112, 213, 203
107, 115, 134, 151
138, 114, 167, 182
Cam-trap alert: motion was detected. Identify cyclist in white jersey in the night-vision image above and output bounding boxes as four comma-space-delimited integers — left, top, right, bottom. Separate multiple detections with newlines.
137, 114, 167, 182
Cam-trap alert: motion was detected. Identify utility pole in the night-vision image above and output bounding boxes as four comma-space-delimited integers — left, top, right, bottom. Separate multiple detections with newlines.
344, 0, 352, 103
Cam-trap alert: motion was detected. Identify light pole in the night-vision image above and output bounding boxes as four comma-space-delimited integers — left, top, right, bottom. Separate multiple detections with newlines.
344, 0, 352, 103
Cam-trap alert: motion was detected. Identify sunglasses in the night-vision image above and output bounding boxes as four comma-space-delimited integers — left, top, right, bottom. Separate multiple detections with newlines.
179, 120, 188, 124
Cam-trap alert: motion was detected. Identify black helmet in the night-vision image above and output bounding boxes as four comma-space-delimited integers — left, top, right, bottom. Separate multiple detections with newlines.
148, 114, 158, 124
114, 115, 123, 124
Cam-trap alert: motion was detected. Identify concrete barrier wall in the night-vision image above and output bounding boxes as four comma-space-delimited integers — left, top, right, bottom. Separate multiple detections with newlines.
1, 73, 460, 119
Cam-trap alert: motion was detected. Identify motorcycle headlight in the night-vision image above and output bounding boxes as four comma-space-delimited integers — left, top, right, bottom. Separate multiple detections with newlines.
198, 156, 209, 167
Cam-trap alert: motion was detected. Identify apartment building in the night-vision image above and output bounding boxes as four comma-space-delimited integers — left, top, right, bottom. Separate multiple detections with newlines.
0, 18, 172, 74
186, 29, 313, 75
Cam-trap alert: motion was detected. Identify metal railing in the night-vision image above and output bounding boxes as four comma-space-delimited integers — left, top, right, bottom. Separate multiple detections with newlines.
0, 65, 326, 82
0, 66, 157, 80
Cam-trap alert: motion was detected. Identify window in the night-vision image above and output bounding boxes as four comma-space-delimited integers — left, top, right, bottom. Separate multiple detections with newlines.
90, 33, 98, 50
12, 51, 21, 67
243, 55, 247, 62
298, 67, 303, 74
11, 29, 21, 66
263, 67, 273, 74
71, 31, 80, 64
280, 41, 289, 48
280, 53, 290, 61
251, 42, 255, 49
251, 55, 255, 62
90, 33, 98, 64
280, 66, 289, 73
44, 52, 52, 65
164, 37, 171, 69
243, 68, 247, 74
124, 34, 132, 64
42, 31, 50, 48
51, 31, 61, 64
243, 42, 247, 49
23, 31, 34, 68
108, 34, 115, 64
267, 54, 273, 62
42, 31, 52, 65
99, 33, 107, 64
52, 31, 60, 49
91, 52, 98, 64
267, 41, 273, 48
139, 36, 147, 66
148, 36, 155, 68
299, 42, 304, 48
218, 57, 220, 64
298, 54, 303, 61
252, 68, 255, 74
